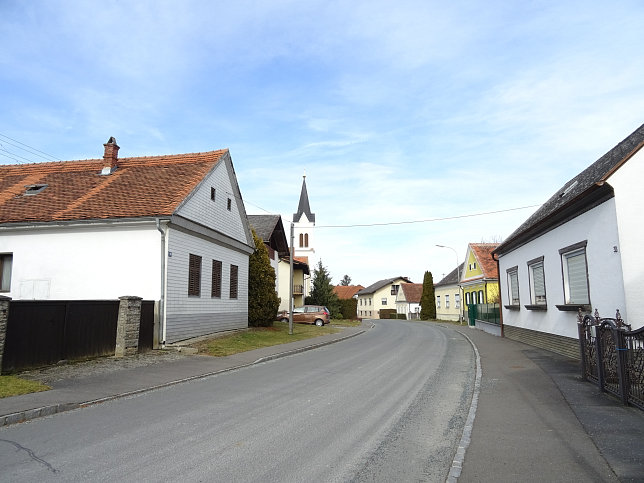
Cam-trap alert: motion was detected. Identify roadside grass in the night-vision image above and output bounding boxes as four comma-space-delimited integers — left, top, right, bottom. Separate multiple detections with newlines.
192, 321, 341, 357
330, 319, 362, 327
0, 375, 50, 399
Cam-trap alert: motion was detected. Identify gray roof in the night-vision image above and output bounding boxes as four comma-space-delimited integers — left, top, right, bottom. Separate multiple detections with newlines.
247, 214, 289, 256
435, 263, 464, 287
293, 176, 315, 223
356, 276, 412, 295
495, 123, 644, 255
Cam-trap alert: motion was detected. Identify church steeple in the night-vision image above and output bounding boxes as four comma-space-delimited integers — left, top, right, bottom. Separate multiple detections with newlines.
293, 175, 315, 223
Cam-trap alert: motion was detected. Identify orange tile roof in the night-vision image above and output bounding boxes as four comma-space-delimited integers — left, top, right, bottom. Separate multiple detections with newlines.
333, 285, 365, 299
470, 243, 500, 279
0, 149, 227, 224
400, 283, 423, 303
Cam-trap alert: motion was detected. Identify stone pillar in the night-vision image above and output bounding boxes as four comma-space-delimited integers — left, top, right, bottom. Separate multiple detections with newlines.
0, 296, 11, 374
115, 296, 142, 357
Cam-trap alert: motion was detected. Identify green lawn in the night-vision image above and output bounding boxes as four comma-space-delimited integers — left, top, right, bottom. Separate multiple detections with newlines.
0, 375, 50, 399
192, 321, 341, 357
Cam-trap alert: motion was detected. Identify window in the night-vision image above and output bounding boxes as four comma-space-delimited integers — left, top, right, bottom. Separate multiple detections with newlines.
24, 184, 47, 195
227, 198, 232, 211
560, 242, 589, 305
0, 254, 12, 292
391, 284, 400, 296
369, 298, 372, 305
436, 295, 441, 308
360, 299, 363, 306
381, 298, 387, 305
211, 260, 222, 298
479, 290, 484, 303
465, 292, 470, 305
188, 254, 202, 296
469, 262, 477, 270
455, 293, 460, 309
445, 295, 450, 309
507, 267, 519, 305
230, 264, 238, 299
304, 233, 308, 247
528, 257, 546, 305
210, 187, 216, 200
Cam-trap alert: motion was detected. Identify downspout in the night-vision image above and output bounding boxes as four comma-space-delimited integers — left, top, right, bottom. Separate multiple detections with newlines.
156, 219, 167, 347
492, 251, 504, 337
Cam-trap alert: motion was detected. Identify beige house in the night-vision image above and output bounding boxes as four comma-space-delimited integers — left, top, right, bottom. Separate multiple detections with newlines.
356, 277, 411, 319
277, 256, 309, 311
434, 263, 464, 322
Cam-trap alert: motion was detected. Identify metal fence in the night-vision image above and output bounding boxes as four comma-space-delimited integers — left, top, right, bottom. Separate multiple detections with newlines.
467, 303, 500, 326
578, 309, 644, 410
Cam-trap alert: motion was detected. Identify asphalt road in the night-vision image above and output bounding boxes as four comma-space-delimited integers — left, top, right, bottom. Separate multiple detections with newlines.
0, 320, 475, 482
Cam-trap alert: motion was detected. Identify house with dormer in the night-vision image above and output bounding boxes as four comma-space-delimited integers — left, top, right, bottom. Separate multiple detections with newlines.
356, 277, 412, 319
461, 243, 499, 308
0, 137, 255, 344
494, 123, 644, 358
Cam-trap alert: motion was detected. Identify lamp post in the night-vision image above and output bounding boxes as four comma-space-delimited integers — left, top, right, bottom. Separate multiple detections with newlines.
436, 244, 462, 324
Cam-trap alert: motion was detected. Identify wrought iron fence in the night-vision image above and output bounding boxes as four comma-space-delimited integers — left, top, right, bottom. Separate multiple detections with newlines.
578, 309, 644, 410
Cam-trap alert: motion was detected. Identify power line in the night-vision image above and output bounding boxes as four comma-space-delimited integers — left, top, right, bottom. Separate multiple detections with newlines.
315, 204, 540, 228
0, 133, 61, 162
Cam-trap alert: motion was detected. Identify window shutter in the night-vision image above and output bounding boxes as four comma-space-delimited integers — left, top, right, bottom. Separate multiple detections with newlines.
566, 252, 589, 303
509, 270, 519, 304
211, 260, 222, 298
188, 254, 202, 296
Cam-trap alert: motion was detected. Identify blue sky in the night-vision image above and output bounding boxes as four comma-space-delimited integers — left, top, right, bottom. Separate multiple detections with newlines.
2, 1, 644, 286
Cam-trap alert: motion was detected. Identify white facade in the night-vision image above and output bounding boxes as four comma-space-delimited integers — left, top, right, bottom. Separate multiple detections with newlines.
498, 198, 629, 339
606, 147, 644, 323
0, 222, 160, 300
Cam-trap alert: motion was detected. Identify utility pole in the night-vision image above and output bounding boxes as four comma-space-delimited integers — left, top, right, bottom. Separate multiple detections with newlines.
289, 222, 294, 335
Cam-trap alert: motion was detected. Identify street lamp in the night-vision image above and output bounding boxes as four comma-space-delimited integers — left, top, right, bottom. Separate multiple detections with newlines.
436, 245, 462, 324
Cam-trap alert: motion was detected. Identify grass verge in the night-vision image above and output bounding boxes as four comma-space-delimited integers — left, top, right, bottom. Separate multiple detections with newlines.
330, 319, 362, 327
0, 375, 50, 398
192, 321, 341, 357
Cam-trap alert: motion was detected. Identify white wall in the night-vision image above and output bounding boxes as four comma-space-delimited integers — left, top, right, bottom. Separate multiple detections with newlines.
499, 198, 627, 338
165, 227, 249, 343
0, 223, 160, 300
607, 148, 644, 326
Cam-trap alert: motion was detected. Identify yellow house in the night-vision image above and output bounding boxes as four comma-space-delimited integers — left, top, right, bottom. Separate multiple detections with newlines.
356, 276, 411, 319
461, 243, 499, 307
434, 263, 464, 322
277, 256, 310, 311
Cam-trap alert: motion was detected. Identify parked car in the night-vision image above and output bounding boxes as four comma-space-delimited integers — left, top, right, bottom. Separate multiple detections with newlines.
278, 305, 330, 326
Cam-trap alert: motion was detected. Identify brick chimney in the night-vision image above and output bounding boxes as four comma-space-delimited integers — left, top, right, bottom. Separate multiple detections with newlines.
103, 136, 120, 171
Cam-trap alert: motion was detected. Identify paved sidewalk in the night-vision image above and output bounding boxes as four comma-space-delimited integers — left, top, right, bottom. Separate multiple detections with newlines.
0, 326, 365, 427
454, 326, 644, 483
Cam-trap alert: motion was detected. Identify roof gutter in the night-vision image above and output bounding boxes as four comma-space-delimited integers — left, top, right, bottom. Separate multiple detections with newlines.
156, 218, 168, 347
491, 250, 504, 337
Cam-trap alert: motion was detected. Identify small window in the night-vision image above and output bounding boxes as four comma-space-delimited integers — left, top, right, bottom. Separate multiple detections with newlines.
24, 184, 48, 196
465, 292, 470, 305
188, 254, 202, 296
445, 295, 450, 309
507, 267, 519, 305
436, 295, 441, 308
227, 198, 232, 211
304, 233, 309, 247
230, 264, 239, 299
381, 298, 387, 305
211, 260, 222, 298
478, 290, 484, 303
0, 254, 12, 292
560, 242, 589, 305
391, 284, 400, 296
211, 187, 216, 200
455, 293, 460, 309
528, 258, 546, 305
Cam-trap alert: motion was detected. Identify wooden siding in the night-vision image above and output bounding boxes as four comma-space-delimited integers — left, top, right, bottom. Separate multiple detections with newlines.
165, 228, 248, 343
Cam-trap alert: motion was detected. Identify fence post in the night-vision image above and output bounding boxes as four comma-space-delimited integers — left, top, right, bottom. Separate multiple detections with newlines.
595, 327, 605, 393
613, 328, 629, 405
115, 296, 142, 357
0, 296, 11, 374
578, 320, 587, 381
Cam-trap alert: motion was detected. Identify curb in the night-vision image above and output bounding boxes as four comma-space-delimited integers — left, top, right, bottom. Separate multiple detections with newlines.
0, 328, 366, 428
447, 329, 482, 482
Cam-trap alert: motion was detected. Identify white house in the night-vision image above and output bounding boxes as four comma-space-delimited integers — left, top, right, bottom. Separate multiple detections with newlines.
0, 137, 255, 344
395, 283, 422, 319
493, 124, 644, 358
356, 277, 412, 319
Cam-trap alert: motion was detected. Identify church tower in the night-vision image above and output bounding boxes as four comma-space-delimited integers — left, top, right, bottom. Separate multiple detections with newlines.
293, 175, 316, 295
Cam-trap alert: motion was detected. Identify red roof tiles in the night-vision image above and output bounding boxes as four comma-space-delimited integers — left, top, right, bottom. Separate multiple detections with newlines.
333, 285, 365, 299
470, 243, 499, 279
400, 283, 423, 303
0, 150, 227, 224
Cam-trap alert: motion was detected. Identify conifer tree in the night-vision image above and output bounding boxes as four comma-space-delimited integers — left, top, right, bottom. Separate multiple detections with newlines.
248, 229, 280, 327
419, 271, 436, 320
309, 260, 341, 318
340, 274, 352, 286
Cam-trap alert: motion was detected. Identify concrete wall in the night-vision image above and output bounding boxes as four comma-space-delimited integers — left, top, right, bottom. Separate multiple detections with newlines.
0, 223, 160, 300
498, 198, 626, 340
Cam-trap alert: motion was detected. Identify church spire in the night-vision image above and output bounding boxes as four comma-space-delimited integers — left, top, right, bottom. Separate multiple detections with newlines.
293, 175, 315, 223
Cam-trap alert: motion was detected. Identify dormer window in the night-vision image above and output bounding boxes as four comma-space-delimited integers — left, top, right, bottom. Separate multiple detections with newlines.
25, 184, 48, 195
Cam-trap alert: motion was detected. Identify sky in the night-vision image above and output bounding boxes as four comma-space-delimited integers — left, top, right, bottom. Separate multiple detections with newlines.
2, 0, 644, 286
